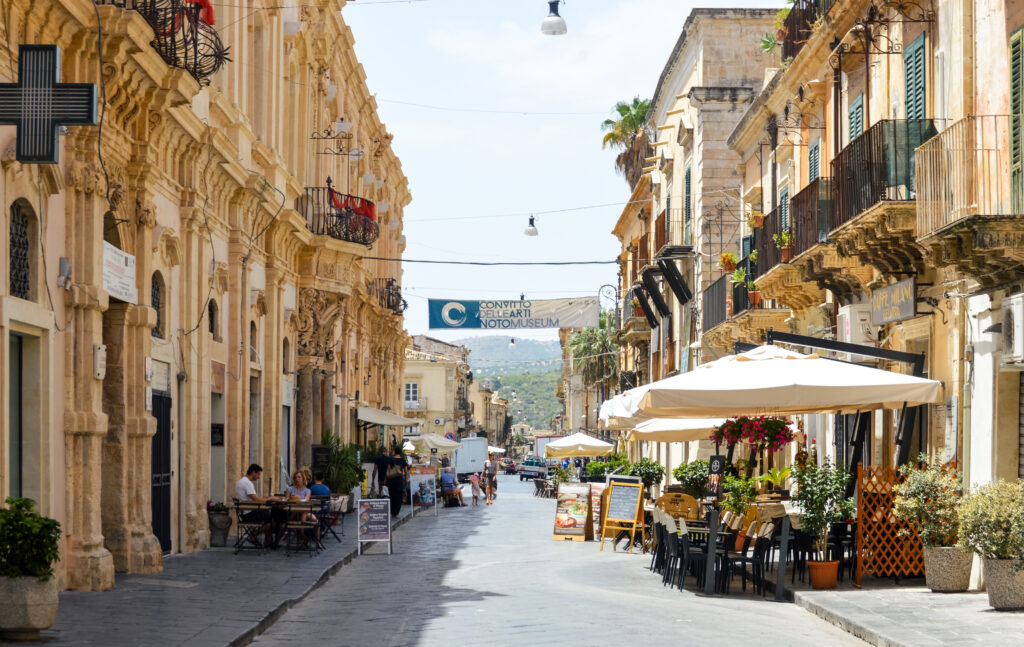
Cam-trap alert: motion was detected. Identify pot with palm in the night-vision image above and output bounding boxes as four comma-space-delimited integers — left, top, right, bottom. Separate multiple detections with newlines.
0, 498, 62, 640
773, 231, 794, 262
756, 466, 791, 498
892, 454, 972, 592
957, 480, 1024, 609
746, 280, 762, 309
792, 460, 855, 589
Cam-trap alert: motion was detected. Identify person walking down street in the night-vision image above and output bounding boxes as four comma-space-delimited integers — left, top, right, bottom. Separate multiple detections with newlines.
469, 472, 481, 506
385, 449, 408, 517
373, 448, 392, 497
483, 452, 499, 505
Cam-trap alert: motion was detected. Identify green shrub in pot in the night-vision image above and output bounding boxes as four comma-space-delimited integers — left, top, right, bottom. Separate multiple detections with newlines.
958, 480, 1024, 609
720, 475, 757, 517
0, 497, 62, 639
671, 460, 709, 499
628, 458, 665, 491
792, 460, 854, 588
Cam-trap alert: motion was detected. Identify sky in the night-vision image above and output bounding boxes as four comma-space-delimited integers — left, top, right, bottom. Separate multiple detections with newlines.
344, 0, 779, 343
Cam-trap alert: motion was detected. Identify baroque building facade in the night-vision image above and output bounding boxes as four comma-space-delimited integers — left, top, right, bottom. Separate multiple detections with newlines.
1, 0, 409, 590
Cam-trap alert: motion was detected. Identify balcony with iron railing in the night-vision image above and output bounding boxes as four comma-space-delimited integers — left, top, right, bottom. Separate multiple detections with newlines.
916, 115, 1024, 286
99, 0, 230, 85
702, 254, 788, 355
793, 177, 832, 257
367, 278, 407, 315
755, 207, 783, 277
296, 179, 380, 247
828, 119, 938, 278
780, 0, 837, 61
702, 274, 728, 334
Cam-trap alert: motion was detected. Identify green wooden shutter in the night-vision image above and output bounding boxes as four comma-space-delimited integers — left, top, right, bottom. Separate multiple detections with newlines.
780, 186, 790, 231
809, 138, 821, 182
684, 166, 692, 245
1012, 27, 1024, 211
741, 234, 752, 257
849, 93, 864, 140
904, 33, 926, 120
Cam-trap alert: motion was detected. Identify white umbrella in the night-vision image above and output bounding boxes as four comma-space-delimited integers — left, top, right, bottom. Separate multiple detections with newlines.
487, 446, 506, 454
543, 432, 614, 458
599, 387, 655, 430
625, 417, 729, 443
634, 344, 943, 418
408, 433, 462, 453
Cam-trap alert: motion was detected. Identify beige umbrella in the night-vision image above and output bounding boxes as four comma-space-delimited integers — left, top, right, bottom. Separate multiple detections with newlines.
599, 386, 655, 430
625, 417, 729, 443
634, 344, 943, 418
543, 432, 615, 458
408, 433, 462, 453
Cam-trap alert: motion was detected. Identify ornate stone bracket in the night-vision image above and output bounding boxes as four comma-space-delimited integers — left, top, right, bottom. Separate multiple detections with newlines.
918, 215, 1024, 289
156, 227, 183, 267
295, 288, 345, 360
830, 203, 925, 279
757, 263, 826, 314
795, 245, 874, 305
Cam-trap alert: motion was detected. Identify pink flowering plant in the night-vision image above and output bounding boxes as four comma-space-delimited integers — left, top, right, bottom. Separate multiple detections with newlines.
709, 418, 747, 446
709, 416, 793, 453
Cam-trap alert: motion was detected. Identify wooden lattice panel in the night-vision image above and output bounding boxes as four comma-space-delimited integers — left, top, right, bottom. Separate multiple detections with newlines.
855, 464, 924, 586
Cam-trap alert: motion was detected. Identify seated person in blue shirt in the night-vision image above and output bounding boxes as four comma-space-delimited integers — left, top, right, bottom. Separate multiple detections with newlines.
440, 468, 464, 506
310, 472, 331, 497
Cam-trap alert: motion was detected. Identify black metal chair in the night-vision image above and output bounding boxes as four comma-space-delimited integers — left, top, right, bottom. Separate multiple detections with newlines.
281, 502, 320, 557
678, 532, 709, 590
233, 499, 267, 555
312, 495, 343, 544
650, 522, 666, 573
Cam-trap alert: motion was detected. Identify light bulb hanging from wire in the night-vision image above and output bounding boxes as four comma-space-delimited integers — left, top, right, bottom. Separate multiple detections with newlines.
524, 215, 538, 236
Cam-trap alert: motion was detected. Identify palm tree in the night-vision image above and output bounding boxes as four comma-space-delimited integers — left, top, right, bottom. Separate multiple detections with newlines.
568, 312, 618, 389
601, 97, 653, 188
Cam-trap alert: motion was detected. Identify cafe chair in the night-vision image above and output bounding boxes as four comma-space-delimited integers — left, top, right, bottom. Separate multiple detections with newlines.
233, 499, 267, 555
312, 495, 343, 544
281, 502, 320, 557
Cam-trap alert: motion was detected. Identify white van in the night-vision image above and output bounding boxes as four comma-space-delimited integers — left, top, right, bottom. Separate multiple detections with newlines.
454, 437, 488, 482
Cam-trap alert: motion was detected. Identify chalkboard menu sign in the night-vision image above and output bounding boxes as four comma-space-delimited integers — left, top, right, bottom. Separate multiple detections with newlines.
605, 482, 642, 522
357, 499, 392, 555
311, 445, 331, 474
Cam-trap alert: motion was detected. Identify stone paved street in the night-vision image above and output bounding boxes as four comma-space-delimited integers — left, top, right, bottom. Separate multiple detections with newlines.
250, 476, 864, 647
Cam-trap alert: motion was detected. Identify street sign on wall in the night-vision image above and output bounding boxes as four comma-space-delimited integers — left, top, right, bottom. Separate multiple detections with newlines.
871, 277, 916, 325
427, 297, 599, 329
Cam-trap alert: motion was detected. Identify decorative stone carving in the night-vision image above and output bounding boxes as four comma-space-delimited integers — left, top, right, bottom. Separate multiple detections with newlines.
136, 200, 157, 228
295, 288, 344, 358
157, 228, 182, 268
211, 262, 228, 294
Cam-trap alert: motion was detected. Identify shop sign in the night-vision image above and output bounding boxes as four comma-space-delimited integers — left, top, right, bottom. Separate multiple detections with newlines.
102, 241, 137, 304
553, 483, 590, 541
211, 361, 225, 394
871, 277, 916, 325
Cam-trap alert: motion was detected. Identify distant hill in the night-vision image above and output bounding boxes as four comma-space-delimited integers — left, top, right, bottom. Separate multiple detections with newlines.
453, 335, 561, 376
483, 372, 562, 430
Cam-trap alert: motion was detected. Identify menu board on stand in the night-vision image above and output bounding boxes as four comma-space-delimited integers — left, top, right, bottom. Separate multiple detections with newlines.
599, 481, 644, 553
410, 466, 437, 516
553, 483, 591, 541
357, 499, 392, 555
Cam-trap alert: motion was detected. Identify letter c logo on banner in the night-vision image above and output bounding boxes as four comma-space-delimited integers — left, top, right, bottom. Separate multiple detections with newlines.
441, 302, 466, 326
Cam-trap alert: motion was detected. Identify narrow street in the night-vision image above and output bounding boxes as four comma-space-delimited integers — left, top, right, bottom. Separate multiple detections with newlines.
250, 477, 864, 646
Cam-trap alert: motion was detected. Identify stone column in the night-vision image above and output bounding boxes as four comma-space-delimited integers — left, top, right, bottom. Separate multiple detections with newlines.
296, 363, 316, 467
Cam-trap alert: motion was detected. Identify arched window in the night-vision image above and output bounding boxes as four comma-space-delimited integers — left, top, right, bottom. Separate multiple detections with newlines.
151, 272, 165, 338
208, 299, 219, 339
9, 201, 36, 301
250, 321, 257, 362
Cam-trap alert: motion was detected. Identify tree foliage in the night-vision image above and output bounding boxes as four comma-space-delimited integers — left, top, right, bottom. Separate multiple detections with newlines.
568, 313, 618, 388
893, 453, 962, 547
672, 460, 709, 499
792, 460, 854, 560
600, 96, 652, 188
958, 479, 1024, 568
0, 497, 61, 581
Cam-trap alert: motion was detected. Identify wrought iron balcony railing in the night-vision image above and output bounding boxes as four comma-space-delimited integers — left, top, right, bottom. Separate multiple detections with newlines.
296, 184, 380, 247
830, 119, 938, 230
367, 278, 407, 315
792, 177, 832, 256
756, 206, 783, 276
702, 274, 728, 333
916, 115, 1024, 236
732, 254, 757, 316
100, 0, 230, 85
781, 0, 836, 61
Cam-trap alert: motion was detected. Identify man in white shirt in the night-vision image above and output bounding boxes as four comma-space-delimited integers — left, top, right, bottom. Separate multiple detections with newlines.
235, 463, 282, 547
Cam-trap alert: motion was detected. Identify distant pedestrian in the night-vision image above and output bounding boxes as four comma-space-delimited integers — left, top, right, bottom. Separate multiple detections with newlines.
385, 449, 408, 517
469, 473, 481, 505
483, 452, 499, 505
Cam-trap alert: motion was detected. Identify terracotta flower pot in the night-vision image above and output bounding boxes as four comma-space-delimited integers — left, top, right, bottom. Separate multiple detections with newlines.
776, 26, 788, 41
721, 261, 737, 273
984, 558, 1024, 610
780, 245, 794, 263
750, 214, 765, 228
923, 546, 973, 592
0, 576, 59, 641
808, 560, 839, 590
632, 306, 643, 318
748, 290, 761, 309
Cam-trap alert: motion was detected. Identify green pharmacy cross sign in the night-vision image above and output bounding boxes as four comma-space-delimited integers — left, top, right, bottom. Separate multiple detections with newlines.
0, 45, 97, 164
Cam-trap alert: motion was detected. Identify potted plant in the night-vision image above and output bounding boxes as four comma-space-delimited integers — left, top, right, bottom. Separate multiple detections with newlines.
748, 249, 758, 264
671, 460, 709, 499
958, 480, 1024, 609
718, 251, 738, 273
0, 498, 61, 640
756, 466, 791, 496
721, 475, 758, 548
746, 280, 762, 309
774, 7, 790, 41
773, 231, 795, 262
206, 501, 232, 548
760, 32, 779, 55
792, 460, 855, 589
748, 210, 765, 229
630, 298, 643, 317
629, 458, 666, 497
319, 432, 361, 511
729, 267, 747, 287
586, 460, 609, 482
893, 454, 972, 592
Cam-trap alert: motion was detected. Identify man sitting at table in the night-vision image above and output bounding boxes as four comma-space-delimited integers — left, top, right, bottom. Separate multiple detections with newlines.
310, 472, 331, 497
235, 463, 283, 547
440, 468, 464, 506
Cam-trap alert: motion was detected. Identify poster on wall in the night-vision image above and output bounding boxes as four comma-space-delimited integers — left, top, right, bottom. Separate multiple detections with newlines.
102, 241, 137, 304
409, 466, 437, 516
707, 455, 726, 501
357, 499, 391, 555
553, 483, 590, 541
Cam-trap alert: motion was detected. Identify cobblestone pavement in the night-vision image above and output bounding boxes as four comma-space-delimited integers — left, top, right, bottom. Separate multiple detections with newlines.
250, 477, 864, 647
796, 586, 1024, 646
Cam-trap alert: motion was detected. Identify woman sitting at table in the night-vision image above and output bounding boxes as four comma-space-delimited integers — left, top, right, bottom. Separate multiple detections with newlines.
285, 471, 323, 548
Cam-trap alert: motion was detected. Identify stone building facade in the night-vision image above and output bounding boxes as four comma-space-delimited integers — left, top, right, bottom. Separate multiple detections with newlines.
402, 336, 472, 438
1, 0, 409, 590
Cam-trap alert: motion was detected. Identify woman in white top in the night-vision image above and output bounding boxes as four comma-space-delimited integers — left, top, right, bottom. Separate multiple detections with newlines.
483, 453, 498, 505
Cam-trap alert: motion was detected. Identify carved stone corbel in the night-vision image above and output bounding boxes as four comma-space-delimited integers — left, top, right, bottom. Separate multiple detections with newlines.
156, 228, 183, 267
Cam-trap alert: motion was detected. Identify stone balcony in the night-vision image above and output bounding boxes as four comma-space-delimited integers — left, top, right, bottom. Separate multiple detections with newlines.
701, 258, 788, 355
916, 115, 1024, 287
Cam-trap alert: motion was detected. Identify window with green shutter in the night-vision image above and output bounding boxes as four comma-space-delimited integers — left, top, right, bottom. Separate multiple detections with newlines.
809, 138, 821, 182
684, 165, 692, 245
849, 94, 864, 141
1012, 27, 1024, 211
904, 33, 926, 120
780, 186, 790, 231
741, 234, 752, 257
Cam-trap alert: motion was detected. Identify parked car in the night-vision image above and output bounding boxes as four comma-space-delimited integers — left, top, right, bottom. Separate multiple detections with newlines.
500, 457, 517, 474
518, 456, 548, 480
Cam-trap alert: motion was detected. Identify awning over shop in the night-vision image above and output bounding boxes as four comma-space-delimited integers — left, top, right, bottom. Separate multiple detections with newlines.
409, 433, 462, 453
357, 406, 420, 427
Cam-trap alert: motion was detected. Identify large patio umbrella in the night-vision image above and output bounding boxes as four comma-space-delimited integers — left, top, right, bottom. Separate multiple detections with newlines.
625, 417, 729, 443
408, 433, 462, 453
543, 432, 615, 458
633, 344, 943, 418
599, 386, 655, 430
